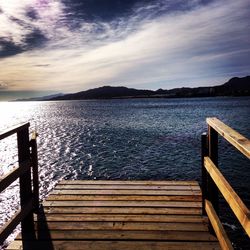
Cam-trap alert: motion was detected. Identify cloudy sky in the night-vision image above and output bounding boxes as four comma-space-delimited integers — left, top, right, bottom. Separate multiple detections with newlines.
0, 0, 249, 100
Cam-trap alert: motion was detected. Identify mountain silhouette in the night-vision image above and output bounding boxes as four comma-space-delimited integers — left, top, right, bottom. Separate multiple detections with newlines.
50, 76, 249, 100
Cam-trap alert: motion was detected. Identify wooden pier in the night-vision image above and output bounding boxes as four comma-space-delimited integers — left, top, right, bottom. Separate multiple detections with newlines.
7, 180, 219, 250
1, 118, 250, 249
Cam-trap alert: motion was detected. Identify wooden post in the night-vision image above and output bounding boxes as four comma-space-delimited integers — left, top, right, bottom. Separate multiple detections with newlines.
30, 133, 39, 213
17, 126, 35, 240
201, 133, 208, 215
208, 126, 219, 214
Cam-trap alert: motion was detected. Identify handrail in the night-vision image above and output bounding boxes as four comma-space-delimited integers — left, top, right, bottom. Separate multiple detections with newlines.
0, 200, 33, 244
0, 123, 30, 140
202, 117, 250, 249
0, 123, 39, 245
0, 160, 31, 193
207, 117, 250, 159
205, 199, 233, 250
204, 156, 250, 236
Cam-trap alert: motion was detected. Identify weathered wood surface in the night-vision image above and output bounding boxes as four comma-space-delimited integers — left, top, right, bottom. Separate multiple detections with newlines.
207, 117, 250, 159
59, 180, 198, 185
51, 189, 201, 196
7, 240, 221, 250
7, 180, 220, 250
43, 200, 202, 208
54, 184, 200, 190
44, 206, 202, 215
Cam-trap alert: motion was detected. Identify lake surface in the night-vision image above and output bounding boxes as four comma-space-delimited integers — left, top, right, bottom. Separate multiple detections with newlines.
0, 97, 250, 249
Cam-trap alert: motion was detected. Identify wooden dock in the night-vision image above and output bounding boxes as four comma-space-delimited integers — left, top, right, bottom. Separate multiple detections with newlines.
7, 180, 220, 250
1, 118, 250, 249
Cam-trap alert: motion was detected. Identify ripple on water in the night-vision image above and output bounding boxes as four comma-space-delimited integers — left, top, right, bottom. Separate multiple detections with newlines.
0, 98, 250, 249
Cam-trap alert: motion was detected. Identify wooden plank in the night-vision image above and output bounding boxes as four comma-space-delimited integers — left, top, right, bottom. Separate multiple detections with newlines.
44, 206, 202, 215
34, 221, 208, 231
46, 194, 201, 201
205, 200, 233, 250
207, 117, 250, 159
59, 180, 199, 185
16, 230, 218, 241
50, 189, 201, 196
204, 156, 250, 236
43, 200, 202, 208
5, 180, 213, 249
0, 123, 30, 140
54, 184, 200, 191
7, 240, 221, 250
34, 214, 207, 223
0, 200, 33, 245
0, 160, 31, 193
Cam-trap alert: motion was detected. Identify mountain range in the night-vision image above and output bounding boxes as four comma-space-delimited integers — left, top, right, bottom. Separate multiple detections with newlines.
15, 76, 250, 101
50, 76, 250, 100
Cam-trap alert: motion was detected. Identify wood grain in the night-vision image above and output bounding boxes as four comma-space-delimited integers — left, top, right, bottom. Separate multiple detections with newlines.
7, 180, 220, 249
7, 240, 221, 250
205, 200, 233, 250
207, 117, 250, 159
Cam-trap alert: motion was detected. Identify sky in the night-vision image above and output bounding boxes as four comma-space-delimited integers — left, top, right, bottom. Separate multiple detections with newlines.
0, 0, 249, 100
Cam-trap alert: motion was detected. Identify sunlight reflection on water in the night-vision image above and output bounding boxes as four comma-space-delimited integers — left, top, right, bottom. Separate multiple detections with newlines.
0, 97, 250, 249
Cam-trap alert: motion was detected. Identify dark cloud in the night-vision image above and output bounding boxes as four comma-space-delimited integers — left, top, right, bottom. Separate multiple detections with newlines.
34, 64, 50, 67
62, 0, 139, 22
26, 7, 39, 20
62, 0, 215, 23
0, 39, 23, 58
0, 28, 48, 58
24, 29, 48, 49
9, 16, 27, 26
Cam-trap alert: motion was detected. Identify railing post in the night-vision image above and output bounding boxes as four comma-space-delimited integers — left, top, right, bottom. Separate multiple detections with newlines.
201, 133, 208, 215
17, 126, 35, 240
30, 133, 39, 213
208, 125, 219, 214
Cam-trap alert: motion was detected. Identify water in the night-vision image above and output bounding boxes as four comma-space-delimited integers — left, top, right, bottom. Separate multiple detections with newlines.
0, 97, 250, 249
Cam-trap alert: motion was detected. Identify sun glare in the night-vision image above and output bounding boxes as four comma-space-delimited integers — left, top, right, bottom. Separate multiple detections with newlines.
0, 102, 33, 130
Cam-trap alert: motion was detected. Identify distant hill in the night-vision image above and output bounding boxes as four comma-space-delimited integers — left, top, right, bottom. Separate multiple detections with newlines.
52, 86, 155, 100
14, 93, 64, 101
153, 76, 250, 98
50, 76, 250, 100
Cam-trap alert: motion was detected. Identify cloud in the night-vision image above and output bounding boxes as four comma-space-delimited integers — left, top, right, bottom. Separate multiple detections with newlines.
0, 80, 8, 89
34, 64, 50, 67
0, 0, 249, 98
0, 0, 66, 55
0, 0, 215, 56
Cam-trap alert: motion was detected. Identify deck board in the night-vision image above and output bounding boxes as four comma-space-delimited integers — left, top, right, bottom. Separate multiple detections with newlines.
7, 180, 221, 250
7, 240, 221, 250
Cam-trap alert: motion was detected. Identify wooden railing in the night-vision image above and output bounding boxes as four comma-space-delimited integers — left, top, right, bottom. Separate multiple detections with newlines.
202, 117, 250, 250
0, 123, 39, 245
